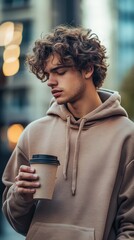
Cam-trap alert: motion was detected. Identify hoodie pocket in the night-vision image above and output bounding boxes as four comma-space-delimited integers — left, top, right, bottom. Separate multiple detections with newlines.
27, 222, 95, 240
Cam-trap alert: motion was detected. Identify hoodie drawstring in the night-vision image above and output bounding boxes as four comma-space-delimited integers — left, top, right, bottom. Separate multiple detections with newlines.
63, 116, 86, 195
63, 116, 71, 180
72, 118, 86, 195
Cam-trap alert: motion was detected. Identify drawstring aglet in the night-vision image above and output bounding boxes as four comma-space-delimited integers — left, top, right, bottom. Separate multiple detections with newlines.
71, 188, 76, 196
63, 172, 67, 180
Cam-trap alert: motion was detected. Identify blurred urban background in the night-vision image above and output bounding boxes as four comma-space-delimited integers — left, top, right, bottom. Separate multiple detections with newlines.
0, 0, 134, 239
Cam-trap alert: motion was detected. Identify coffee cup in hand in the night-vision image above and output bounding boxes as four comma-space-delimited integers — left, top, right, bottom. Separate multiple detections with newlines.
30, 154, 60, 200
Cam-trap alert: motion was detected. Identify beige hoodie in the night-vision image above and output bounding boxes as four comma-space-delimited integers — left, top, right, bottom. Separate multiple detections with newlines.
2, 89, 134, 240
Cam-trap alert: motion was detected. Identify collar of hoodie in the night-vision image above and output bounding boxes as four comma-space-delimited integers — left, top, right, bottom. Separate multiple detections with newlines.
63, 115, 87, 195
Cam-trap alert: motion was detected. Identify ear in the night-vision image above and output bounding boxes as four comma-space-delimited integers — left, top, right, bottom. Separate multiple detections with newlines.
84, 65, 94, 79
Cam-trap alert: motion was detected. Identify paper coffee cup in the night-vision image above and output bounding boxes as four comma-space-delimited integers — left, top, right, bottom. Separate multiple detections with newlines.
30, 154, 60, 200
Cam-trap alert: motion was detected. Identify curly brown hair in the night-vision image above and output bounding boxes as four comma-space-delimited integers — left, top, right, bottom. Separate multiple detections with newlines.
26, 25, 108, 87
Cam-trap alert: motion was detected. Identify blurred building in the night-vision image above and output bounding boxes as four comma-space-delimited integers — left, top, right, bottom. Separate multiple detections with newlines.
81, 0, 118, 90
116, 0, 134, 86
82, 0, 134, 90
0, 0, 82, 153
0, 0, 52, 156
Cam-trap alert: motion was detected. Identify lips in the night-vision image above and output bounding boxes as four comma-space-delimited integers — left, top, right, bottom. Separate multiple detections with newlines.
51, 89, 63, 98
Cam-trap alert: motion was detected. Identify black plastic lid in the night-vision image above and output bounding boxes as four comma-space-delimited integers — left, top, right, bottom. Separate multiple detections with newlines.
30, 154, 60, 165
32, 154, 57, 160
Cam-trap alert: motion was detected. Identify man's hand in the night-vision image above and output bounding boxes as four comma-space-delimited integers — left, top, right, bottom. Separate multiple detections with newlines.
15, 165, 40, 201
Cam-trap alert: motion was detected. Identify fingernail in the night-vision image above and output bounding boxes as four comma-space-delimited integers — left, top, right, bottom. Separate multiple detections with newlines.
33, 174, 38, 178
35, 182, 40, 186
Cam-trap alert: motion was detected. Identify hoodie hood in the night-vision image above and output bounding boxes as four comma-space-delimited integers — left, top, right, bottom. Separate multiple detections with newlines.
47, 88, 127, 127
47, 88, 128, 195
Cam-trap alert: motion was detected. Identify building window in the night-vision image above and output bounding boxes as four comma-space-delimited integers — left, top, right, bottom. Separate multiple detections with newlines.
21, 20, 33, 45
11, 88, 29, 109
119, 10, 134, 22
2, 0, 30, 9
0, 91, 4, 116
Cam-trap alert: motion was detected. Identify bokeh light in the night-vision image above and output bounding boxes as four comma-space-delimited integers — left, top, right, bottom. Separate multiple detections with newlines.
3, 59, 20, 76
9, 23, 23, 45
0, 21, 14, 46
3, 45, 20, 62
7, 124, 24, 144
10, 31, 23, 45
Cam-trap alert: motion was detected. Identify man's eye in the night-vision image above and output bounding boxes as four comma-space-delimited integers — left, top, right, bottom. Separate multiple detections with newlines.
57, 70, 66, 75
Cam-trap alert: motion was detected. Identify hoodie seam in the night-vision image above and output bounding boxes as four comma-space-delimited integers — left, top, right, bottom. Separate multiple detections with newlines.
17, 145, 29, 162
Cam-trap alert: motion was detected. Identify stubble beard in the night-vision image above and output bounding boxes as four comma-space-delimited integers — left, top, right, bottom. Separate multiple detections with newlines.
55, 84, 86, 105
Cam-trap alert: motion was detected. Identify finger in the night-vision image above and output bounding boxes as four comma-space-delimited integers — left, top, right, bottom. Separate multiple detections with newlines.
15, 172, 39, 181
16, 180, 40, 188
17, 187, 36, 194
19, 165, 35, 173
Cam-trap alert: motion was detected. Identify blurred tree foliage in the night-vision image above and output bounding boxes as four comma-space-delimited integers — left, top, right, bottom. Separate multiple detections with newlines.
120, 66, 134, 121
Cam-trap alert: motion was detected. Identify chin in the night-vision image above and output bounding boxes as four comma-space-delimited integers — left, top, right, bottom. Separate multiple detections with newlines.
55, 98, 67, 105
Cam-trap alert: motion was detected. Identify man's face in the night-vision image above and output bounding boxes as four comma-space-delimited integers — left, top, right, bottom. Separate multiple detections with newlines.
44, 54, 88, 105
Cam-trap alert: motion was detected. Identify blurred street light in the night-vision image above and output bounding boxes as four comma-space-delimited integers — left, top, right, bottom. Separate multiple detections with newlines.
3, 45, 20, 63
9, 23, 23, 45
3, 59, 20, 76
0, 22, 14, 46
7, 123, 24, 150
0, 21, 23, 76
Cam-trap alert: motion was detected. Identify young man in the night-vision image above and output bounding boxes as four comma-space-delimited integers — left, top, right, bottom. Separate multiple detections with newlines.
2, 25, 134, 240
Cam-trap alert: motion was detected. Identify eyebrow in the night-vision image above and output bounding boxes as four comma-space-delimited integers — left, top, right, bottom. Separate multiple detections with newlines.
44, 65, 73, 74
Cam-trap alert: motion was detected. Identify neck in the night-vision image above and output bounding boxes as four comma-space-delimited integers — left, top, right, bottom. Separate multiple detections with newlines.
67, 86, 102, 119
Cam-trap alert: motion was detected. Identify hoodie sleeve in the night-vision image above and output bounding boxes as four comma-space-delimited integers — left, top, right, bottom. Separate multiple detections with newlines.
115, 159, 134, 239
2, 145, 36, 236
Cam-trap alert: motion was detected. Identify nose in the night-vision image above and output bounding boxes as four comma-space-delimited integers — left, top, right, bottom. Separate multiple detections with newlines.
47, 73, 58, 88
